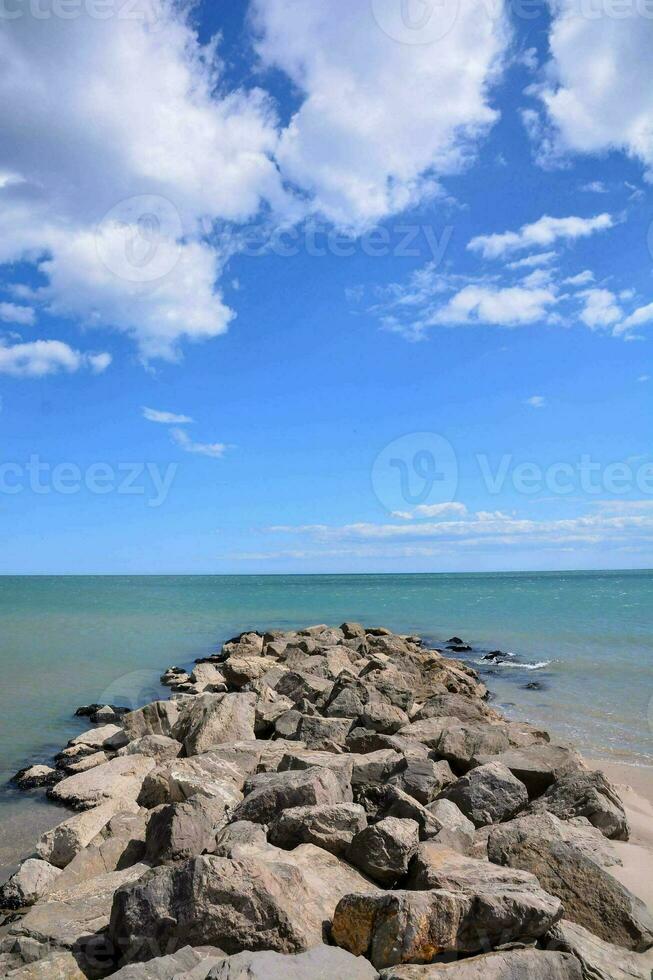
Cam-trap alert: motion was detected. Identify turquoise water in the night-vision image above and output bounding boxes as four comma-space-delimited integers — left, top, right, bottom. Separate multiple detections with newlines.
1, 571, 652, 881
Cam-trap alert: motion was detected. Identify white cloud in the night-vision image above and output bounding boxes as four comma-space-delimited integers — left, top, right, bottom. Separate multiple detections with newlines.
638, 375, 650, 383
507, 251, 557, 270
564, 270, 594, 287
578, 288, 622, 330
0, 340, 111, 378
391, 503, 468, 520
539, 0, 653, 178
468, 213, 614, 259
143, 407, 194, 425
0, 302, 35, 326
580, 181, 608, 193
616, 302, 653, 335
252, 0, 510, 229
430, 284, 558, 328
170, 427, 228, 459
525, 395, 546, 408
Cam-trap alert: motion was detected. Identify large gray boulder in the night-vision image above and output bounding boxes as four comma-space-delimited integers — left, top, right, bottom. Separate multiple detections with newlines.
48, 755, 155, 810
117, 735, 182, 763
36, 799, 139, 868
331, 884, 562, 969
111, 946, 225, 978
532, 769, 630, 840
232, 767, 347, 824
68, 723, 128, 751
277, 749, 354, 799
268, 803, 367, 856
546, 919, 653, 980
274, 670, 334, 708
110, 847, 376, 963
399, 719, 511, 771
122, 701, 180, 740
472, 744, 586, 798
389, 759, 455, 806
174, 693, 257, 755
0, 859, 61, 909
297, 714, 353, 751
137, 751, 248, 809
347, 817, 420, 884
358, 703, 409, 734
145, 797, 222, 863
488, 812, 653, 952
214, 821, 269, 857
206, 945, 378, 979
351, 750, 406, 788
377, 949, 582, 977
12, 764, 62, 789
412, 693, 502, 725
437, 762, 528, 827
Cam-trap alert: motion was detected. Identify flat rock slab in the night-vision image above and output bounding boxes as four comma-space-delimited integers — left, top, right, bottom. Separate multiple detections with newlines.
36, 799, 140, 868
205, 945, 379, 979
473, 744, 586, 798
546, 919, 653, 980
378, 948, 582, 978
48, 755, 155, 811
233, 767, 346, 824
137, 752, 247, 809
110, 945, 226, 979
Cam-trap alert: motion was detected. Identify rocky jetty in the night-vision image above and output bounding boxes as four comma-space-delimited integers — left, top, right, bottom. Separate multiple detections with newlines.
1, 624, 651, 979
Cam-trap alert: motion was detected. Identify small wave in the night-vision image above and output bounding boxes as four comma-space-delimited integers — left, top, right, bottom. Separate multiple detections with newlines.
499, 660, 551, 671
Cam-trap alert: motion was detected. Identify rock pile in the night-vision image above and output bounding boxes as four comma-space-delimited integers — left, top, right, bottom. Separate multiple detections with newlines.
1, 624, 651, 978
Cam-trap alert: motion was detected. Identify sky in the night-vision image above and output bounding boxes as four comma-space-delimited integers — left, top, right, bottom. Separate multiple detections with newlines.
0, 0, 652, 574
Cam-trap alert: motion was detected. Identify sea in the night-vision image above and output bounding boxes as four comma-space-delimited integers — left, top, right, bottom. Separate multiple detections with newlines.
1, 570, 652, 883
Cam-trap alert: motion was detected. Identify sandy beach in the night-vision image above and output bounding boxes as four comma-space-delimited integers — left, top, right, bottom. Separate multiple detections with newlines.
589, 760, 653, 922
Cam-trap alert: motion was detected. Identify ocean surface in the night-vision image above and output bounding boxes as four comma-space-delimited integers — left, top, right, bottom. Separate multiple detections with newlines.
1, 571, 652, 882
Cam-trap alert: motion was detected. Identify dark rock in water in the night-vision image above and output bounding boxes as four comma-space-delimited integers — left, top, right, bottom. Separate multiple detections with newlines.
448, 643, 472, 652
482, 650, 509, 662
447, 637, 464, 645
525, 681, 543, 690
75, 703, 130, 719
12, 764, 63, 789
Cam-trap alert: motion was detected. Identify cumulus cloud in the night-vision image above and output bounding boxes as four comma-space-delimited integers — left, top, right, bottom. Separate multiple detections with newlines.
0, 340, 111, 378
538, 0, 653, 178
507, 251, 558, 270
578, 288, 622, 330
391, 503, 468, 520
430, 284, 558, 327
251, 0, 510, 229
468, 213, 614, 259
0, 302, 35, 326
143, 407, 194, 425
616, 302, 653, 334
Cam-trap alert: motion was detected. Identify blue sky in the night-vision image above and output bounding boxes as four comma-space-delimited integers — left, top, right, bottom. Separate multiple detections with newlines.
0, 0, 652, 573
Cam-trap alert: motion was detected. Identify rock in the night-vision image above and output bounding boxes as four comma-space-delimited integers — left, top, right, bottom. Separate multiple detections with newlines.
254, 692, 294, 736
111, 946, 226, 978
62, 750, 108, 775
346, 816, 419, 884
190, 661, 228, 689
546, 919, 653, 980
232, 767, 346, 824
53, 811, 147, 888
205, 945, 379, 979
174, 693, 257, 755
346, 730, 430, 761
399, 718, 511, 773
377, 948, 582, 978
351, 750, 406, 788
145, 797, 221, 863
137, 751, 247, 810
5, 864, 148, 971
276, 749, 354, 800
297, 714, 353, 751
48, 754, 155, 810
533, 769, 630, 840
358, 785, 444, 842
274, 670, 334, 708
1, 951, 88, 978
472, 744, 586, 798
12, 765, 61, 789
122, 701, 181, 740
273, 709, 303, 739
358, 703, 409, 734
425, 799, 475, 837
389, 760, 455, 806
438, 762, 528, 828
68, 723, 128, 751
36, 799, 139, 868
76, 703, 130, 719
117, 734, 182, 763
268, 803, 367, 856
90, 705, 124, 724
331, 884, 561, 969
412, 693, 501, 725
0, 859, 61, 909
110, 848, 372, 962
488, 812, 653, 952
341, 622, 367, 639
214, 821, 269, 857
